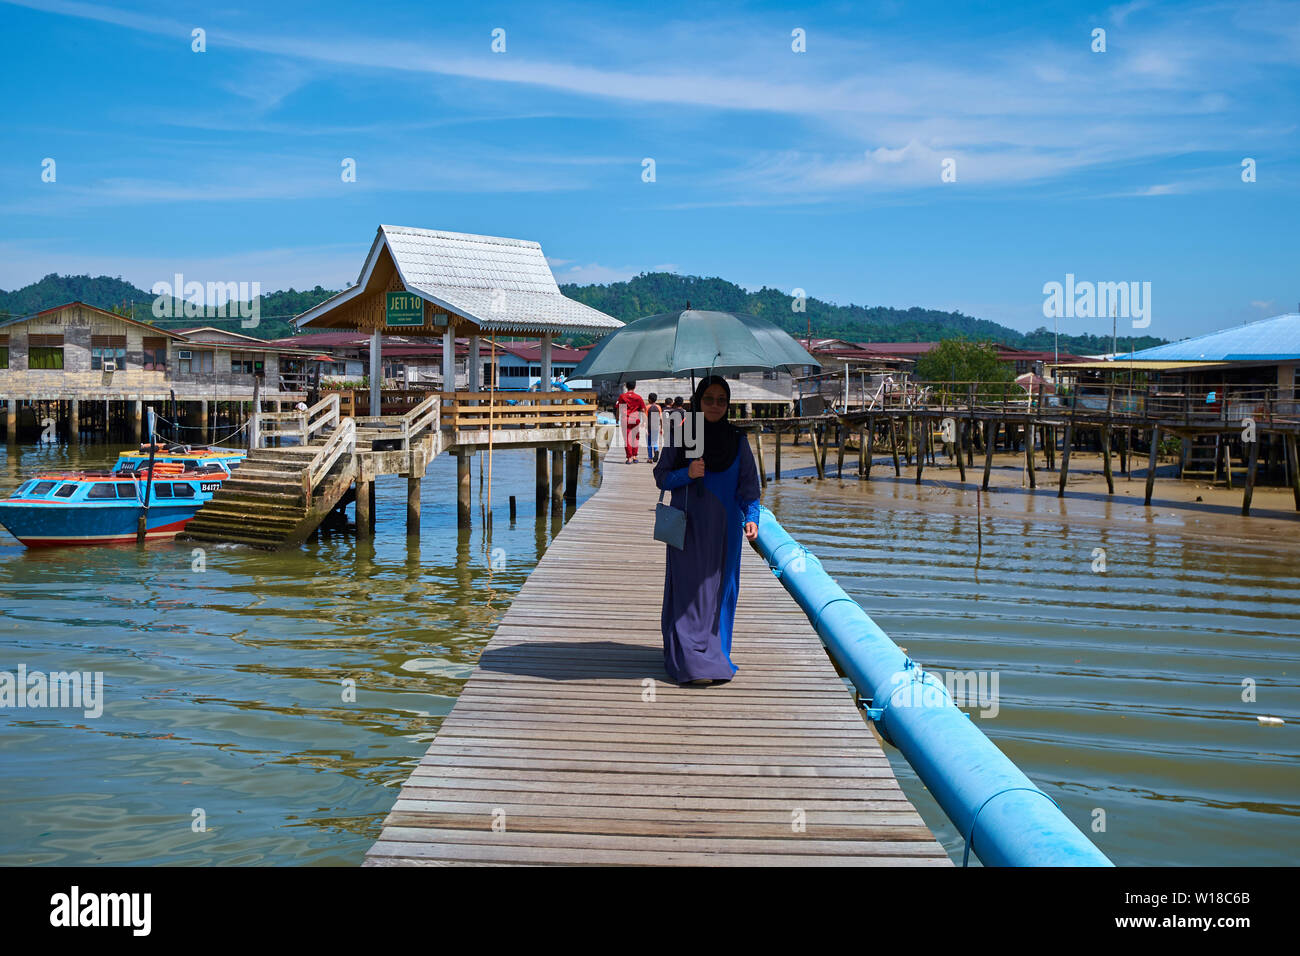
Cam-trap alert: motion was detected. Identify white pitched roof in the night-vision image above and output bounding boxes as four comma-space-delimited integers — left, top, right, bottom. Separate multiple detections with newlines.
294, 225, 622, 335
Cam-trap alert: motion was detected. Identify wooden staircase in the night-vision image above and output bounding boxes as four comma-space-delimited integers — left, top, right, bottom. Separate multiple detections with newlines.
182, 393, 441, 549
183, 395, 358, 549
183, 442, 355, 549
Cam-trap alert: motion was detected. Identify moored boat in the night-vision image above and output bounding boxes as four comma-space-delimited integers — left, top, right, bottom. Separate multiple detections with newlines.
113, 442, 246, 476
0, 463, 221, 547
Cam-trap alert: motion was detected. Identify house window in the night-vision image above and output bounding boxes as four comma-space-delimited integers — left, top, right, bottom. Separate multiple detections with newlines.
142, 336, 167, 370
231, 352, 263, 376
28, 334, 64, 369
179, 351, 214, 374
0, 335, 8, 368
91, 334, 127, 370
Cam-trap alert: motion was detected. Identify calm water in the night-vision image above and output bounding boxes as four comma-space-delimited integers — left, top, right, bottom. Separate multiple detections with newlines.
762, 469, 1300, 866
2, 444, 1297, 865
0, 442, 597, 865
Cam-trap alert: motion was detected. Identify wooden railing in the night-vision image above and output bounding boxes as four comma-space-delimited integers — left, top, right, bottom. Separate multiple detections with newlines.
302, 417, 356, 504
442, 391, 598, 430
253, 393, 340, 447
401, 394, 439, 449
319, 387, 441, 420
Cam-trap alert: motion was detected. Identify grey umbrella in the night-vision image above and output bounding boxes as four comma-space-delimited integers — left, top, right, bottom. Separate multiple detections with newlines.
571, 309, 820, 381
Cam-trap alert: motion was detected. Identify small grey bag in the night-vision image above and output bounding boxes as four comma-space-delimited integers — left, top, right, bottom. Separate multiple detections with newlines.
654, 485, 688, 550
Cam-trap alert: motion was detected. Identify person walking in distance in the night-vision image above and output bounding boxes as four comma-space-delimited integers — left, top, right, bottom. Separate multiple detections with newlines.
646, 393, 663, 463
615, 380, 647, 463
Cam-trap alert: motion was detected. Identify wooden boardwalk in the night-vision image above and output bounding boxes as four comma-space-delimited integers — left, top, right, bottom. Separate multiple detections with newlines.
364, 458, 950, 866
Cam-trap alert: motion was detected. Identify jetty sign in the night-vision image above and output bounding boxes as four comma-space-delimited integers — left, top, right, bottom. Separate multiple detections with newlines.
386, 291, 424, 327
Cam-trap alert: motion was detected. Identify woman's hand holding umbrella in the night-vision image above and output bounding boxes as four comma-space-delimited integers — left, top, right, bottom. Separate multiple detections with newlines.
688, 458, 705, 479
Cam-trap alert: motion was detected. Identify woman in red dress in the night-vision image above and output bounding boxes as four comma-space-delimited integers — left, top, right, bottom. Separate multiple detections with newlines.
615, 381, 647, 463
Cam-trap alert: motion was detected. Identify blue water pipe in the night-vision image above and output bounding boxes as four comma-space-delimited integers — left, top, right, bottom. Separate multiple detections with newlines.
753, 506, 1112, 867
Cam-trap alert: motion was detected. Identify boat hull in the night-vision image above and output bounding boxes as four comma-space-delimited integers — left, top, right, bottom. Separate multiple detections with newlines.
0, 502, 202, 547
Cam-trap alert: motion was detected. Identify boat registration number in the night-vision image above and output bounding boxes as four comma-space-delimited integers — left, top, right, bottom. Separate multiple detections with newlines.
200, 482, 221, 492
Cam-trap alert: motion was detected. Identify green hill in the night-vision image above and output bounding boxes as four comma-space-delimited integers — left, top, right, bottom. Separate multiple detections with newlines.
559, 273, 1166, 354
0, 271, 1166, 354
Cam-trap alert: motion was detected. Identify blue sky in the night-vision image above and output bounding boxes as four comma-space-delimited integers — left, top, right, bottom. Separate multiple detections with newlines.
0, 0, 1297, 339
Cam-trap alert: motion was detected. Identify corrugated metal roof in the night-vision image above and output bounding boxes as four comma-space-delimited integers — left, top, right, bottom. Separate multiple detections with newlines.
1050, 360, 1226, 371
1127, 313, 1300, 362
294, 225, 623, 335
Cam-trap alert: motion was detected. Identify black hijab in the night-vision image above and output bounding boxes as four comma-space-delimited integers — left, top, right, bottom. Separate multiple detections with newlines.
691, 375, 741, 472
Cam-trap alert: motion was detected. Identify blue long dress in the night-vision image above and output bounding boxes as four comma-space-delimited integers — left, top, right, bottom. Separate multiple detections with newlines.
653, 437, 762, 683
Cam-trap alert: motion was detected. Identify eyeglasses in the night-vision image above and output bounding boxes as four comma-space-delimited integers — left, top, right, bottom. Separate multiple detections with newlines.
700, 395, 728, 406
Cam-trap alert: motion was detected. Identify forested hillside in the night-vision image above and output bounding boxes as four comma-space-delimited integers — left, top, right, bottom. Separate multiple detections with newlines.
1, 271, 1167, 354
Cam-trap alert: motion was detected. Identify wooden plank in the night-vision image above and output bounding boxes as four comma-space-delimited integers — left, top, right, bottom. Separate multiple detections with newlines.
363, 458, 948, 866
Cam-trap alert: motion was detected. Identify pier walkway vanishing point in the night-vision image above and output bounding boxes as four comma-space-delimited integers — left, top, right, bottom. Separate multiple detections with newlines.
364, 457, 950, 866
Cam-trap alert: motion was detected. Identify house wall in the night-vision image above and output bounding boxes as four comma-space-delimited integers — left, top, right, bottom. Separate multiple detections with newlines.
0, 306, 302, 400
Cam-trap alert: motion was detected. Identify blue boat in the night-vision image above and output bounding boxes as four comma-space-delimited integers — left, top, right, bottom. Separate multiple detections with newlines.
0, 464, 222, 548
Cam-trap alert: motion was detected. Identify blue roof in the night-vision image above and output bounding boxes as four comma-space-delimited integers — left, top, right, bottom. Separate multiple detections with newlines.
1127, 313, 1300, 362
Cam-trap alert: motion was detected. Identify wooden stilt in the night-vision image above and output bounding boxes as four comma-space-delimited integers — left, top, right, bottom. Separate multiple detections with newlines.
1102, 426, 1114, 494
1144, 426, 1159, 505
1025, 418, 1036, 489
551, 448, 564, 508
754, 431, 767, 487
810, 425, 825, 479
863, 418, 873, 478
858, 425, 867, 478
819, 424, 829, 476
565, 445, 579, 501
536, 448, 548, 513
1057, 424, 1073, 498
1242, 441, 1259, 516
406, 475, 421, 536
356, 477, 373, 537
459, 451, 472, 525
774, 427, 782, 480
889, 418, 901, 477
914, 418, 924, 485
836, 424, 846, 478
955, 420, 966, 482
1286, 434, 1300, 511
982, 420, 994, 490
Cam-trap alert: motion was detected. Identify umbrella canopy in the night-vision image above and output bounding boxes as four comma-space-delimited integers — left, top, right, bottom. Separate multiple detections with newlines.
571, 309, 820, 381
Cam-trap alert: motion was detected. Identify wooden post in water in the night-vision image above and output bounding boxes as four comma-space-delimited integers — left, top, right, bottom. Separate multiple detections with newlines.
889, 417, 901, 476
565, 444, 580, 501
406, 475, 421, 536
774, 427, 782, 480
809, 425, 824, 479
551, 448, 565, 509
1242, 440, 1259, 516
5, 399, 16, 444
1101, 386, 1115, 495
357, 476, 372, 536
981, 419, 995, 489
754, 431, 767, 487
1144, 426, 1159, 505
535, 449, 548, 513
819, 424, 829, 476
858, 424, 867, 477
1025, 416, 1036, 489
1286, 434, 1300, 511
864, 420, 874, 480
955, 420, 966, 482
458, 451, 472, 526
914, 417, 925, 485
836, 424, 846, 478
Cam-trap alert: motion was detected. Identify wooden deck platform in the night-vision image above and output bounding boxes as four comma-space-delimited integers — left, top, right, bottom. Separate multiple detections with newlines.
364, 457, 950, 866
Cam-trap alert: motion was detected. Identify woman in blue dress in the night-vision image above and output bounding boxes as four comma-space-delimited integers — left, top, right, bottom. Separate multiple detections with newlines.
653, 376, 761, 686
